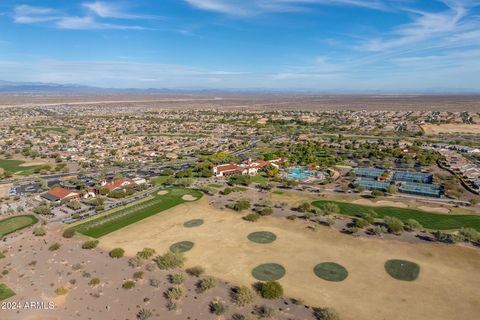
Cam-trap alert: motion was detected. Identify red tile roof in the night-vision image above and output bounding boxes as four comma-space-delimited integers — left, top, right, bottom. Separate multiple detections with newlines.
47, 187, 79, 199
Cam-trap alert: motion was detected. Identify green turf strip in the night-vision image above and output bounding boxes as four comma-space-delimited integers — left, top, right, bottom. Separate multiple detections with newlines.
183, 219, 204, 228
247, 231, 277, 244
169, 241, 194, 253
0, 284, 15, 301
74, 188, 202, 238
384, 259, 420, 281
0, 215, 38, 238
0, 159, 45, 176
252, 263, 286, 281
312, 200, 480, 231
313, 262, 348, 282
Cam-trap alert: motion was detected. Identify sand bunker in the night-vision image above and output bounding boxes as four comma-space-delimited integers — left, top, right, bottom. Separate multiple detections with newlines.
352, 199, 408, 208
19, 161, 46, 167
157, 190, 168, 195
182, 194, 197, 201
418, 206, 450, 214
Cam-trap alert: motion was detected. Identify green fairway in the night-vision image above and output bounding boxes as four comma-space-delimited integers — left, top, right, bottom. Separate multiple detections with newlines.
170, 241, 194, 253
0, 215, 38, 238
0, 159, 46, 176
312, 200, 480, 231
313, 262, 348, 282
251, 174, 267, 183
74, 188, 202, 238
208, 183, 224, 188
248, 231, 277, 244
0, 284, 15, 301
384, 259, 420, 281
252, 263, 286, 281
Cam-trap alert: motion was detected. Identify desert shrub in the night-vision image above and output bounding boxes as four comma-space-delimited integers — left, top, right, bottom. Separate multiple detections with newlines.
186, 265, 205, 277
136, 308, 153, 320
122, 280, 136, 289
254, 305, 275, 318
432, 230, 461, 244
62, 228, 75, 238
210, 300, 228, 315
109, 248, 125, 258
145, 263, 156, 272
33, 205, 51, 215
33, 227, 46, 236
154, 251, 185, 270
66, 200, 81, 210
286, 214, 297, 220
322, 202, 340, 214
165, 285, 184, 301
313, 307, 340, 320
222, 187, 233, 195
358, 211, 376, 223
169, 272, 186, 285
149, 278, 161, 287
371, 225, 388, 235
233, 199, 251, 211
233, 286, 256, 306
88, 278, 100, 286
459, 228, 480, 244
243, 213, 260, 222
82, 240, 99, 249
404, 219, 423, 231
324, 217, 336, 226
354, 218, 369, 229
166, 300, 178, 311
371, 190, 385, 198
258, 281, 283, 299
137, 247, 156, 260
258, 207, 273, 216
48, 242, 61, 251
128, 256, 144, 268
198, 277, 217, 292
384, 216, 404, 235
297, 202, 312, 213
345, 227, 359, 234
133, 271, 144, 280
55, 287, 68, 295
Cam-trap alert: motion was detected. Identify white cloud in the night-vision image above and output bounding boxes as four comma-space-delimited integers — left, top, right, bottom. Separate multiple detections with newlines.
82, 1, 160, 19
12, 3, 151, 30
184, 0, 389, 16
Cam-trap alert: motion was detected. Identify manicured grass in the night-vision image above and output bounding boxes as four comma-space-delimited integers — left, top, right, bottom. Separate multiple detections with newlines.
272, 190, 284, 195
251, 174, 267, 184
0, 284, 15, 301
247, 231, 277, 244
184, 219, 204, 228
313, 262, 348, 282
0, 252, 5, 259
0, 215, 38, 238
312, 200, 480, 231
149, 176, 173, 185
170, 241, 194, 253
0, 159, 45, 176
233, 186, 248, 192
384, 259, 420, 281
74, 188, 202, 238
252, 263, 286, 281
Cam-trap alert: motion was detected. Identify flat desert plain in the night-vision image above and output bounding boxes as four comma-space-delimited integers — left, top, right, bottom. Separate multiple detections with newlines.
100, 197, 480, 320
421, 123, 480, 135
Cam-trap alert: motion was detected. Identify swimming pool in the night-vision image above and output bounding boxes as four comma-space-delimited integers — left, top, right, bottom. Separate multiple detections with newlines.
287, 167, 315, 180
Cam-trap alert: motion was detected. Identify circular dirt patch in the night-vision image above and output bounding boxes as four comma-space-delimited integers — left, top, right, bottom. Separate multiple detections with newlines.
184, 219, 204, 228
384, 259, 420, 281
182, 194, 197, 201
313, 262, 348, 282
252, 263, 286, 281
248, 231, 277, 244
157, 190, 168, 195
169, 241, 194, 253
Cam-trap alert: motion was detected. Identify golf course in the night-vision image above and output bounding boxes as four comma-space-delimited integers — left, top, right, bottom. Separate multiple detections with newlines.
99, 196, 480, 320
73, 188, 202, 238
312, 199, 480, 230
0, 215, 38, 238
0, 159, 49, 176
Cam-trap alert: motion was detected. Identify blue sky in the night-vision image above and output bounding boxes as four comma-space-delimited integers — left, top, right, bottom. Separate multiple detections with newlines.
1, 0, 479, 91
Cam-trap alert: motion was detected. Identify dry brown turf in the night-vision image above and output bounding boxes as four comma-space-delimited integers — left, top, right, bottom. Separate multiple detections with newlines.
99, 197, 480, 320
